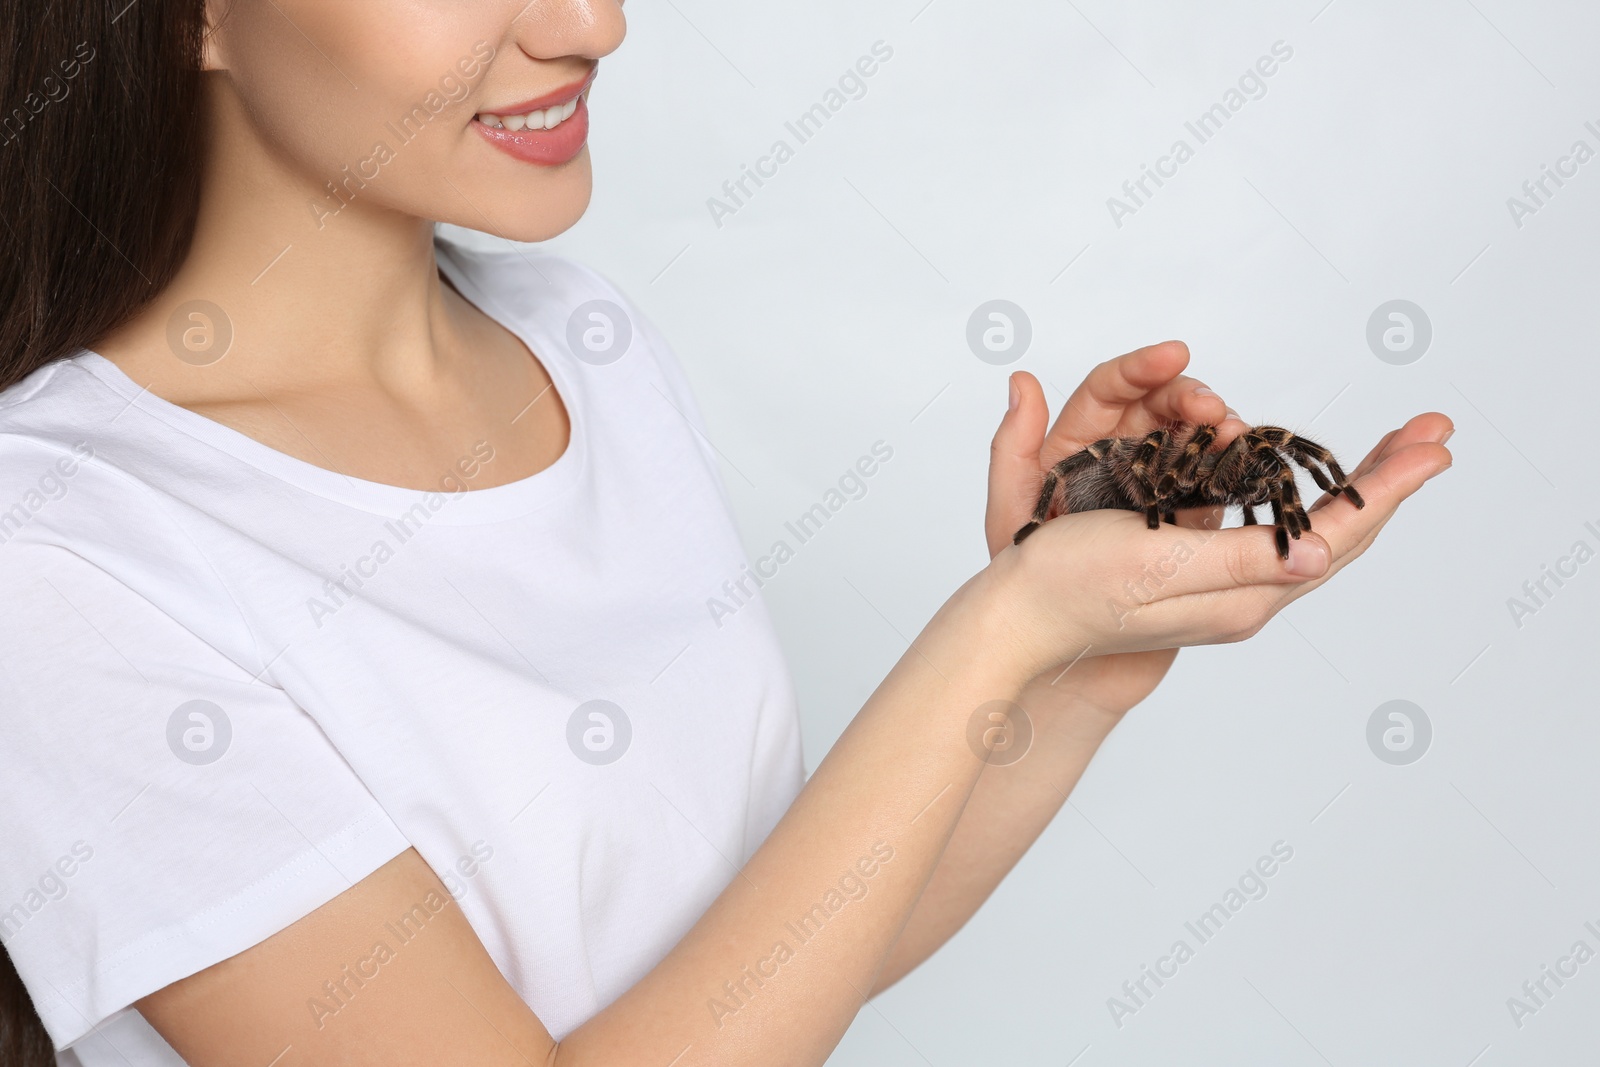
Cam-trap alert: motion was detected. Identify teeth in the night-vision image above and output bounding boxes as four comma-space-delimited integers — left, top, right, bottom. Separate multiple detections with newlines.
478, 94, 581, 132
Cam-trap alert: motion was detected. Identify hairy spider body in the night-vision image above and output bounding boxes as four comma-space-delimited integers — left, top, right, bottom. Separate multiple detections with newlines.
1012, 424, 1365, 559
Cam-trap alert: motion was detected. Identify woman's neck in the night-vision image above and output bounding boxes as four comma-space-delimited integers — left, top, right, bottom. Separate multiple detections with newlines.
88, 74, 571, 494
96, 71, 478, 398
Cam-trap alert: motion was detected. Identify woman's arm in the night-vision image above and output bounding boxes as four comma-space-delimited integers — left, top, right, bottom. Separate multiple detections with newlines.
138, 572, 1029, 1066
138, 422, 1449, 1066
872, 350, 1455, 991
877, 344, 1223, 991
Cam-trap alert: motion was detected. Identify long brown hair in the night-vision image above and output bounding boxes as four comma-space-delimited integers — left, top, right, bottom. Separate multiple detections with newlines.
0, 0, 208, 392
0, 0, 210, 1059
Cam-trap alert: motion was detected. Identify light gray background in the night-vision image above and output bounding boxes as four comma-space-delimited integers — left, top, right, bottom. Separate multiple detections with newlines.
449, 0, 1598, 1062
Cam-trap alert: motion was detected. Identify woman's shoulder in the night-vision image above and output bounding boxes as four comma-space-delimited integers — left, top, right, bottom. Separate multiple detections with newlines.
0, 355, 122, 477
0, 355, 198, 555
0, 349, 104, 415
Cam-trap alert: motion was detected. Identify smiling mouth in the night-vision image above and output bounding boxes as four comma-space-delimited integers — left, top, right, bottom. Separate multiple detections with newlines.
475, 90, 586, 132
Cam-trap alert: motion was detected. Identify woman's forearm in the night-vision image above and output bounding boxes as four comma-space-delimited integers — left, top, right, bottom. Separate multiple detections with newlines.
555, 569, 1034, 1066
872, 695, 1123, 992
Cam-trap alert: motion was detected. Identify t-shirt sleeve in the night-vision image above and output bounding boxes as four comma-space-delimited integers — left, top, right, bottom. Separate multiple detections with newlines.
0, 531, 410, 1049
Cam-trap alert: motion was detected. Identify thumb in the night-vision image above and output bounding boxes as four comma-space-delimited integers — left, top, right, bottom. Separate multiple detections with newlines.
986, 371, 1049, 558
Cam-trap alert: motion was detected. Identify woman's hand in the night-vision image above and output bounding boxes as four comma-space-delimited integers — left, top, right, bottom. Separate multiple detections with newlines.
983, 340, 1453, 699
985, 341, 1251, 731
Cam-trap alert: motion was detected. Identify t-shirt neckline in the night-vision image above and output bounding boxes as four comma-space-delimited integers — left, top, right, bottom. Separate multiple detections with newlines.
73, 236, 587, 526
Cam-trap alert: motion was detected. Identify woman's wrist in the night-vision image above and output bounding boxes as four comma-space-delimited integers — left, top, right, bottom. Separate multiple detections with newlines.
958, 549, 1089, 685
929, 559, 1071, 705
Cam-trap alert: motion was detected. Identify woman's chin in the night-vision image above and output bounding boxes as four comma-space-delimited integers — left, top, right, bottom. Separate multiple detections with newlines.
443, 156, 594, 243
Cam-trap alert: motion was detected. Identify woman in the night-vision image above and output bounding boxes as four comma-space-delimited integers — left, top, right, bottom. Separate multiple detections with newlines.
0, 2, 1451, 1065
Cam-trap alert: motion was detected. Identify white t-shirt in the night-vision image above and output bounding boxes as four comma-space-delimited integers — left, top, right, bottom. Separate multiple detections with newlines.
0, 233, 804, 1065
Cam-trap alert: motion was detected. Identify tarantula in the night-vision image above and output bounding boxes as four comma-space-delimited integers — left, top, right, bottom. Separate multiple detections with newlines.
1012, 424, 1365, 559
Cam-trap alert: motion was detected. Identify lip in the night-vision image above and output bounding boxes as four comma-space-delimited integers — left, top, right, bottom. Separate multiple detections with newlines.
473, 94, 590, 167
481, 67, 597, 118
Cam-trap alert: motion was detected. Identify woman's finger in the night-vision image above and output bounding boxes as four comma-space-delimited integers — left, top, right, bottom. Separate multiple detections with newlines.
1291, 439, 1452, 582
1043, 340, 1191, 453
1239, 440, 1453, 619
1124, 375, 1230, 435
985, 371, 1051, 557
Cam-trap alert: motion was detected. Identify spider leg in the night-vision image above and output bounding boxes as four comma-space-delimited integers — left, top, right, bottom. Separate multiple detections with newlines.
1257, 427, 1316, 502
1259, 445, 1314, 539
1292, 452, 1338, 495
1276, 429, 1366, 510
1242, 432, 1314, 541
1130, 429, 1170, 530
1205, 431, 1257, 493
1281, 467, 1311, 534
1216, 428, 1292, 556
1154, 423, 1217, 521
1254, 426, 1292, 448
1186, 432, 1247, 523
1274, 465, 1305, 539
1012, 438, 1115, 544
1254, 438, 1318, 534
1171, 423, 1218, 490
1267, 480, 1291, 559
1261, 447, 1320, 556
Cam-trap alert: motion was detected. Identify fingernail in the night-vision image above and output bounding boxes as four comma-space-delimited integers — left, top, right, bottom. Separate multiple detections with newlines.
1225, 407, 1241, 421
1193, 385, 1218, 398
1440, 428, 1454, 444
1286, 539, 1329, 578
1008, 373, 1019, 412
